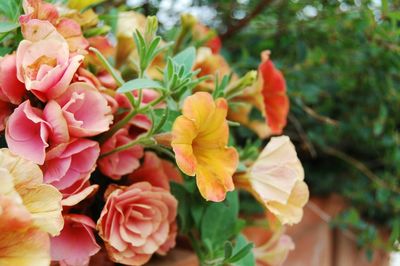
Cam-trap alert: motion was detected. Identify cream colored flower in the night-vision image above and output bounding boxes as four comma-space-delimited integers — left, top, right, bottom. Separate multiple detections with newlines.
248, 136, 309, 225
0, 148, 63, 235
0, 148, 63, 265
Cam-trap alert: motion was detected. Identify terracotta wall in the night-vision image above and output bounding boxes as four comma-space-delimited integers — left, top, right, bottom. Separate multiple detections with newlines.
284, 196, 390, 266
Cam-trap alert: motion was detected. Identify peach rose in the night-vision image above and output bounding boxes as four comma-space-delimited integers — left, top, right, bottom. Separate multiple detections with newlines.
98, 128, 143, 180
42, 138, 100, 205
21, 0, 59, 25
5, 100, 51, 164
51, 214, 100, 266
56, 18, 89, 53
54, 82, 113, 137
97, 182, 177, 266
0, 53, 26, 105
16, 19, 83, 101
128, 152, 183, 190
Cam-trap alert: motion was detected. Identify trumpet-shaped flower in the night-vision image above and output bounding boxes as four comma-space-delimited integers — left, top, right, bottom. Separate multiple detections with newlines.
243, 225, 294, 266
68, 0, 103, 10
0, 148, 62, 266
0, 148, 63, 235
171, 92, 238, 202
247, 136, 309, 225
259, 51, 289, 134
194, 47, 231, 92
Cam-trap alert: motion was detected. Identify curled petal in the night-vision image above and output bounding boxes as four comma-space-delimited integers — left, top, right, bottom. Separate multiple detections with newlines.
5, 100, 50, 164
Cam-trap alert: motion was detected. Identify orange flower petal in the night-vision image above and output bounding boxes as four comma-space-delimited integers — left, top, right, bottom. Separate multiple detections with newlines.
195, 147, 238, 202
172, 92, 239, 201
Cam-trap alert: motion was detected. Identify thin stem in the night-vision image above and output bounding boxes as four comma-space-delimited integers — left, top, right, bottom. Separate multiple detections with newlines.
323, 146, 400, 194
89, 47, 137, 108
173, 28, 187, 54
89, 47, 124, 86
100, 136, 156, 158
147, 144, 175, 159
221, 0, 274, 40
99, 91, 169, 143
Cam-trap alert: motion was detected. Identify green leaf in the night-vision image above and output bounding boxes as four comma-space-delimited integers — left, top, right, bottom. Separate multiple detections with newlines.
0, 0, 22, 21
170, 182, 192, 234
200, 191, 239, 247
0, 46, 12, 56
117, 78, 164, 93
224, 241, 234, 259
0, 22, 19, 33
226, 235, 255, 266
173, 47, 196, 73
153, 109, 180, 132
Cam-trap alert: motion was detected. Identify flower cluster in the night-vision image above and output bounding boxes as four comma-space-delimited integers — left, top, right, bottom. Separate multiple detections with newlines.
0, 1, 308, 265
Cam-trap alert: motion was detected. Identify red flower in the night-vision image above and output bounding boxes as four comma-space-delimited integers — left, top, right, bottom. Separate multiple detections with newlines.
259, 51, 289, 134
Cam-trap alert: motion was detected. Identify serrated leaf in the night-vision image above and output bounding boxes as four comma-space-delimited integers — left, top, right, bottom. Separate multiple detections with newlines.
117, 78, 164, 93
173, 47, 196, 73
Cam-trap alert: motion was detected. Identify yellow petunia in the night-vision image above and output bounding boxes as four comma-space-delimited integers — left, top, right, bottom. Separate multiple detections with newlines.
172, 92, 239, 202
68, 0, 102, 10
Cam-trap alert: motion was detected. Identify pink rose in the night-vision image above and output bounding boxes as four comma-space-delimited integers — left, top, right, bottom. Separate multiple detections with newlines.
97, 182, 178, 266
0, 54, 26, 104
128, 152, 182, 190
16, 19, 83, 101
60, 173, 98, 207
0, 101, 12, 131
98, 128, 143, 180
54, 82, 113, 137
51, 214, 100, 266
20, 0, 59, 25
42, 138, 100, 203
5, 100, 51, 164
56, 18, 89, 53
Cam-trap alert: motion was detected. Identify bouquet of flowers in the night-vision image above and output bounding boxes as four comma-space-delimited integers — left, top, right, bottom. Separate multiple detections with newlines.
0, 1, 309, 265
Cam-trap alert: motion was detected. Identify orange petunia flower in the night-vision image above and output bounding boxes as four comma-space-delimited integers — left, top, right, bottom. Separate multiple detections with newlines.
228, 51, 288, 138
194, 47, 231, 92
259, 51, 289, 135
171, 92, 238, 202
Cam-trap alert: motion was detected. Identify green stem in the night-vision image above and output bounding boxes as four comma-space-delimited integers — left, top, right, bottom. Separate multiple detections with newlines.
173, 28, 188, 54
89, 47, 137, 109
100, 136, 155, 158
99, 91, 169, 143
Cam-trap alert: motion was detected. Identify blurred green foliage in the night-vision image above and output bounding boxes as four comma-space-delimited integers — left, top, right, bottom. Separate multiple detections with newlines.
215, 0, 400, 252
